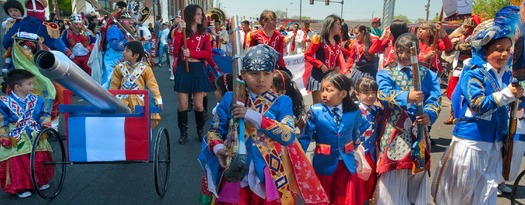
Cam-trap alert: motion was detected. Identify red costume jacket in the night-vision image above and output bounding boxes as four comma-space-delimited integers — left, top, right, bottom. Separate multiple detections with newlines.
247, 30, 286, 68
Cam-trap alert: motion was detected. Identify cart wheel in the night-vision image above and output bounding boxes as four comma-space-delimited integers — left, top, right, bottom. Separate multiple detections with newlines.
511, 169, 525, 204
30, 128, 67, 199
153, 127, 170, 197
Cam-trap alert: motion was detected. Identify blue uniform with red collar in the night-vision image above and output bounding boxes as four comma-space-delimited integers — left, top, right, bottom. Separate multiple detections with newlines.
2, 16, 65, 52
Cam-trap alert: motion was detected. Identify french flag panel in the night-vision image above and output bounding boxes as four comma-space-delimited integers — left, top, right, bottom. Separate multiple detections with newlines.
68, 116, 149, 162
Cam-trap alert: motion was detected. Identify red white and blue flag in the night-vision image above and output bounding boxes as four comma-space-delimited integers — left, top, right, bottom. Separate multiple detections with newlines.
68, 116, 149, 162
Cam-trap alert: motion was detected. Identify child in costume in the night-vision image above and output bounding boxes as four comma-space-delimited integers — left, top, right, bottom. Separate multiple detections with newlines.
271, 70, 307, 134
375, 33, 441, 205
200, 44, 328, 205
0, 70, 53, 198
299, 72, 365, 204
347, 24, 380, 83
109, 41, 163, 128
432, 6, 525, 205
369, 19, 409, 70
2, 0, 24, 31
354, 76, 382, 201
417, 22, 453, 74
198, 73, 232, 205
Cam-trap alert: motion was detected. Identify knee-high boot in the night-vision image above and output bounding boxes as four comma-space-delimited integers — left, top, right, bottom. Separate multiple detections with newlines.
195, 110, 206, 142
178, 110, 188, 145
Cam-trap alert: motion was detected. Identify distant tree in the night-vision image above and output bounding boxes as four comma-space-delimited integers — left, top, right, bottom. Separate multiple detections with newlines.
473, 0, 511, 21
275, 10, 287, 19
290, 15, 311, 20
415, 18, 426, 23
50, 0, 72, 17
393, 15, 411, 24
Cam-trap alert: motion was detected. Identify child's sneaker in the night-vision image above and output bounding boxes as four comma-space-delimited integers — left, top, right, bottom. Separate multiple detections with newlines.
498, 183, 512, 194
16, 191, 31, 198
38, 184, 50, 190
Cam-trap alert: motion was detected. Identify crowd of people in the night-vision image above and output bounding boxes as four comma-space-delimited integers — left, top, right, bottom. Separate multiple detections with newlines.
0, 0, 524, 205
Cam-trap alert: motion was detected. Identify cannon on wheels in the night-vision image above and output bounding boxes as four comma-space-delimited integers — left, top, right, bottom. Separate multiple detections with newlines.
28, 50, 171, 199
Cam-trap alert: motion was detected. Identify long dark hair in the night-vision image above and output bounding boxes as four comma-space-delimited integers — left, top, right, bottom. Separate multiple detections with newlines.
184, 4, 206, 36
322, 72, 358, 113
356, 24, 372, 58
320, 14, 342, 45
273, 70, 305, 120
390, 19, 408, 44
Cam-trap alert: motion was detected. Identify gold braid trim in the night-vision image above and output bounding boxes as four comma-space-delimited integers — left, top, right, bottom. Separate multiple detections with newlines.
378, 90, 403, 110
467, 78, 485, 113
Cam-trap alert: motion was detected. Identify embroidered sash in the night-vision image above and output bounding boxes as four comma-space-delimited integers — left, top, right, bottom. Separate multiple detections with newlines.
116, 62, 147, 102
0, 94, 39, 139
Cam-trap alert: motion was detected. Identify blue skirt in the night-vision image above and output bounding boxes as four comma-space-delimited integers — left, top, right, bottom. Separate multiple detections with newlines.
173, 61, 216, 93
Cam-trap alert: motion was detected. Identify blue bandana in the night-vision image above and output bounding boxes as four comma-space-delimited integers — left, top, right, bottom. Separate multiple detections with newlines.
242, 44, 280, 72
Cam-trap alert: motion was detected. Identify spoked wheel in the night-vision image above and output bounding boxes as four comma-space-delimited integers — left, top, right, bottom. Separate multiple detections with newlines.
512, 169, 525, 204
153, 127, 170, 197
30, 128, 67, 199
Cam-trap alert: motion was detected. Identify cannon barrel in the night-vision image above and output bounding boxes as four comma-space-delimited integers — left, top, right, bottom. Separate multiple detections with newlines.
34, 50, 131, 113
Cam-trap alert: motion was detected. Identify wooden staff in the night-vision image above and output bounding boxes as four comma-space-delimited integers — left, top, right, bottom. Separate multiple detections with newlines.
429, 8, 444, 56
503, 95, 519, 180
179, 1, 189, 73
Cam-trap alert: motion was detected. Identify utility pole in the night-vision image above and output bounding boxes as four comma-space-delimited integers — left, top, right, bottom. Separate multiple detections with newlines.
299, 0, 302, 24
425, 0, 430, 22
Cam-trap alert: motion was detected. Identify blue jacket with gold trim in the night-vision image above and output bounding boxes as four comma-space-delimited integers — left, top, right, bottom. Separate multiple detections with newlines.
299, 103, 363, 176
2, 16, 65, 53
204, 91, 296, 183
376, 66, 442, 124
452, 64, 525, 142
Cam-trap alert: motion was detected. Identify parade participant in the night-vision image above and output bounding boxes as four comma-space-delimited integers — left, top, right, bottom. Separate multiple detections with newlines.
246, 10, 290, 76
443, 16, 481, 125
272, 70, 307, 134
240, 20, 251, 51
340, 22, 352, 65
299, 72, 364, 204
2, 0, 24, 31
371, 17, 382, 37
369, 19, 409, 69
109, 41, 162, 128
101, 1, 129, 89
0, 70, 53, 198
417, 22, 453, 74
135, 6, 152, 52
287, 23, 305, 55
2, 0, 24, 73
61, 14, 96, 75
304, 14, 342, 104
347, 24, 380, 83
375, 33, 441, 204
201, 44, 327, 205
172, 4, 215, 145
432, 7, 525, 204
354, 76, 382, 201
157, 23, 170, 66
3, 0, 65, 133
198, 73, 232, 204
302, 21, 314, 51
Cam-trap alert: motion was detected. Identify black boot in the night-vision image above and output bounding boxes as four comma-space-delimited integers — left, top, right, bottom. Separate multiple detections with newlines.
178, 110, 188, 145
203, 95, 208, 113
195, 110, 206, 142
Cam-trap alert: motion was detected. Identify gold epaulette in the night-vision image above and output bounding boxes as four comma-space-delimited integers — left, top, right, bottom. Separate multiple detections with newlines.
312, 34, 320, 44
5, 21, 14, 34
42, 21, 60, 39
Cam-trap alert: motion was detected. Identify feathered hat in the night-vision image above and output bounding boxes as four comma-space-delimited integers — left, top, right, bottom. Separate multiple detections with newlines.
138, 6, 150, 24
70, 14, 83, 24
470, 6, 520, 67
113, 1, 129, 19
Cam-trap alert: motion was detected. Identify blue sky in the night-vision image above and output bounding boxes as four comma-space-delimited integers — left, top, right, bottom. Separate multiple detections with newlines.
218, 0, 443, 21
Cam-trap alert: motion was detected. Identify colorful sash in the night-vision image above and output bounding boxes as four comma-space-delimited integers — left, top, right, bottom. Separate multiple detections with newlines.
116, 62, 146, 102
0, 94, 39, 139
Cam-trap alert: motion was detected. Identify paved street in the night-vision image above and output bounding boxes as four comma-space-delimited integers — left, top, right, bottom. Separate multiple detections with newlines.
0, 65, 523, 204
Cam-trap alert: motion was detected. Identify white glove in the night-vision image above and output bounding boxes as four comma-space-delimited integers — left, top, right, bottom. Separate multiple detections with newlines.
69, 54, 76, 59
